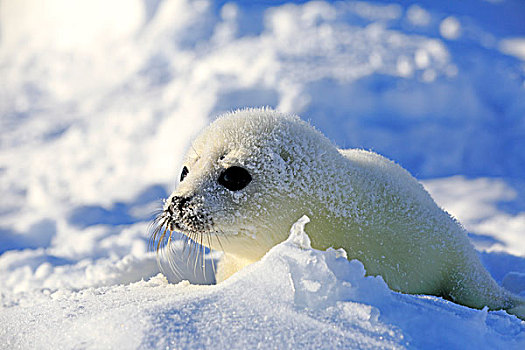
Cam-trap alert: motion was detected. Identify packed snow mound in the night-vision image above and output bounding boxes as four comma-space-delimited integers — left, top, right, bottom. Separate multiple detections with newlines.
2, 217, 524, 349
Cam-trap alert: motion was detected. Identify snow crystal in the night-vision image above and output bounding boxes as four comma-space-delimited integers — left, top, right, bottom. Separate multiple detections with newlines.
406, 5, 432, 27
287, 215, 312, 250
440, 16, 462, 40
500, 38, 525, 61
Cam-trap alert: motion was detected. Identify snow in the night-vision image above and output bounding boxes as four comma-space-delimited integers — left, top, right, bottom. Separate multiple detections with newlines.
439, 16, 462, 40
2, 220, 524, 349
1, 0, 525, 348
406, 5, 431, 27
500, 38, 525, 61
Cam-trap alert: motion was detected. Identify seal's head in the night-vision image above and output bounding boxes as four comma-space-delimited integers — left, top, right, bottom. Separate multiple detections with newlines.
152, 108, 341, 261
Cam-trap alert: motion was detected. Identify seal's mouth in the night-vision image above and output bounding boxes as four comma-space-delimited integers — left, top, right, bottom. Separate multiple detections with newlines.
149, 196, 216, 254
149, 204, 222, 282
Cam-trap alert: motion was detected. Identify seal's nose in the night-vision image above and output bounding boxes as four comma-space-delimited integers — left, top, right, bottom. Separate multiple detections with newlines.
167, 195, 192, 214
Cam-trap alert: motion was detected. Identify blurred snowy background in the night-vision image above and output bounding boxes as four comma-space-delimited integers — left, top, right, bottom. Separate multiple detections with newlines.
1, 0, 525, 348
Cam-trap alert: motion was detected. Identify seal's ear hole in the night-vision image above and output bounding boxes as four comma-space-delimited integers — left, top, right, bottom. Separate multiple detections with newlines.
180, 166, 189, 182
279, 148, 292, 163
218, 166, 252, 191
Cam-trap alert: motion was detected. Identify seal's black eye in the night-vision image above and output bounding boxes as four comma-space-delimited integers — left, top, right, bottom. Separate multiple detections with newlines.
180, 166, 189, 182
218, 166, 252, 191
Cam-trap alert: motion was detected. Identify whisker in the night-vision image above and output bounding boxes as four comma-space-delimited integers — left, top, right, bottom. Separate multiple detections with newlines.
193, 233, 200, 278
191, 144, 200, 158
149, 197, 219, 284
149, 208, 166, 222
156, 225, 169, 252
186, 232, 198, 271
161, 244, 182, 280
200, 232, 206, 279
206, 233, 216, 280
216, 228, 231, 245
148, 217, 167, 251
191, 232, 200, 257
181, 233, 190, 256
166, 243, 183, 279
212, 231, 226, 253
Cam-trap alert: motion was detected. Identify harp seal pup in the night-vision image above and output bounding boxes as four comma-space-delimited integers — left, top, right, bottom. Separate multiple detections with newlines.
154, 108, 525, 319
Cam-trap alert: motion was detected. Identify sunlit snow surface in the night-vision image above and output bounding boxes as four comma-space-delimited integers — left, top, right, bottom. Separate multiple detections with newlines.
1, 0, 525, 348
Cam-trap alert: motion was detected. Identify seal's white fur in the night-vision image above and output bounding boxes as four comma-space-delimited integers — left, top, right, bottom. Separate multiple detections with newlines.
169, 108, 525, 318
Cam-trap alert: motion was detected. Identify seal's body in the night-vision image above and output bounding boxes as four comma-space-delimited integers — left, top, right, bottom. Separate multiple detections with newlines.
154, 108, 525, 319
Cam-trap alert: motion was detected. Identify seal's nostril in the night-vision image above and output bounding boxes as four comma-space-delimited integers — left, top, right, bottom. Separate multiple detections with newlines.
178, 196, 190, 212
168, 195, 192, 213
